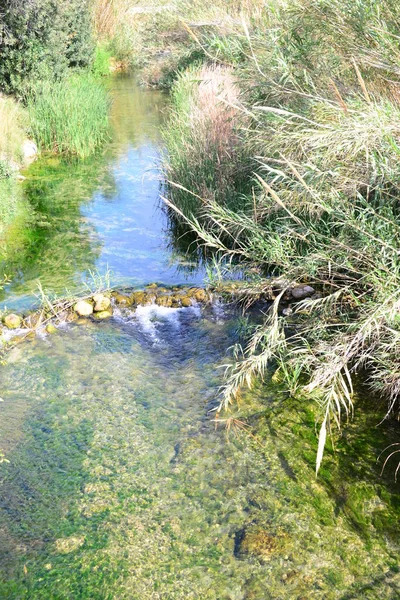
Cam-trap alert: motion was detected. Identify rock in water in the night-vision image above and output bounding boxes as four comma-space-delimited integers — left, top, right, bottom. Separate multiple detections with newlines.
3, 314, 21, 329
94, 310, 112, 320
46, 323, 57, 334
180, 296, 192, 307
93, 293, 111, 312
112, 293, 132, 306
291, 285, 315, 300
155, 295, 172, 307
22, 139, 38, 165
74, 300, 93, 317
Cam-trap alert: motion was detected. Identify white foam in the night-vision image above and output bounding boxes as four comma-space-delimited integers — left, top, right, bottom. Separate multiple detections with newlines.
0, 327, 30, 343
134, 303, 200, 343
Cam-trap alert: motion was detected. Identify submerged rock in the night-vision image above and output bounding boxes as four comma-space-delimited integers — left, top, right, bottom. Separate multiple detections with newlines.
235, 526, 281, 562
290, 285, 315, 300
155, 295, 173, 307
46, 323, 57, 334
3, 314, 22, 329
93, 293, 111, 312
94, 310, 113, 320
112, 292, 132, 306
74, 300, 93, 317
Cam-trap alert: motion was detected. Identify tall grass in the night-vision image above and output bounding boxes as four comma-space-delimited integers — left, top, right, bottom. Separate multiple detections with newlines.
162, 0, 400, 473
163, 64, 252, 220
27, 74, 110, 159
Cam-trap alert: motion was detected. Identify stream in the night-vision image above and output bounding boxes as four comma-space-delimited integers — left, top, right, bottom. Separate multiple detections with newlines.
0, 75, 399, 599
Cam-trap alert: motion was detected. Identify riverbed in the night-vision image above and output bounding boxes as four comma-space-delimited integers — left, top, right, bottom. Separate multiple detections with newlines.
0, 75, 399, 599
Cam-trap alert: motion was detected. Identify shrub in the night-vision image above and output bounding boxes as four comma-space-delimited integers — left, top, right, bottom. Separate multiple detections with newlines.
0, 0, 95, 96
27, 74, 110, 159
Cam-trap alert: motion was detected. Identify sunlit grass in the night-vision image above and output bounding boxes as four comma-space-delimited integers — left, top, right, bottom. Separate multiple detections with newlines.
27, 74, 110, 159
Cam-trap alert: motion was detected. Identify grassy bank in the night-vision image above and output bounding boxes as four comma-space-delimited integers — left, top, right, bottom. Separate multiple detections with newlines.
155, 0, 400, 472
27, 74, 110, 159
0, 1, 112, 166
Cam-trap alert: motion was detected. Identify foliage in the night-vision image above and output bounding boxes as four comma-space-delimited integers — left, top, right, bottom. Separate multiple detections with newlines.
162, 64, 253, 222
27, 74, 110, 159
0, 0, 95, 96
92, 44, 113, 77
162, 0, 400, 473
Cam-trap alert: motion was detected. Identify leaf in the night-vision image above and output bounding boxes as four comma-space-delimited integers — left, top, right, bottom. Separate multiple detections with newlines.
316, 415, 327, 477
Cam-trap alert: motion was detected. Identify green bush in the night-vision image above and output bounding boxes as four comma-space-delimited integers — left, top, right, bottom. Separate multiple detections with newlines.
27, 74, 110, 159
0, 0, 95, 96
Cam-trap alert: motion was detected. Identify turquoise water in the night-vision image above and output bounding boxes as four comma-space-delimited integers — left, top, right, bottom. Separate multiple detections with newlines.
0, 76, 399, 599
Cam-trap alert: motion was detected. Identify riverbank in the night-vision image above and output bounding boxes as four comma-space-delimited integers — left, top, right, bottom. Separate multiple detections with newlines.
118, 0, 400, 474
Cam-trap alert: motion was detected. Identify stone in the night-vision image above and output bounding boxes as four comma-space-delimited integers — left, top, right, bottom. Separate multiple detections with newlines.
170, 295, 181, 308
93, 293, 111, 312
45, 323, 57, 334
131, 291, 155, 306
193, 288, 207, 302
180, 296, 192, 307
130, 291, 147, 306
74, 300, 93, 317
3, 314, 21, 329
187, 288, 207, 302
290, 285, 315, 300
94, 310, 112, 320
112, 292, 132, 306
21, 139, 38, 165
155, 295, 172, 307
147, 283, 158, 289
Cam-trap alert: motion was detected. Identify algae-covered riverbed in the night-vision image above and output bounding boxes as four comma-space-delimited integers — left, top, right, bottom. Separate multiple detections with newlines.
0, 76, 399, 599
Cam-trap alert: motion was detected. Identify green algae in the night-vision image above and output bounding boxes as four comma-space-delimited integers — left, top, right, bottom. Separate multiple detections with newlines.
0, 311, 399, 599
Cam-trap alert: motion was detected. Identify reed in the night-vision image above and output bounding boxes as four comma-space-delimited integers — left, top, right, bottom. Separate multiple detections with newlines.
162, 0, 400, 473
27, 74, 110, 159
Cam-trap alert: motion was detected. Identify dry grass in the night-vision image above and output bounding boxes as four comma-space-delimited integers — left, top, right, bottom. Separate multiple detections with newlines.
162, 63, 252, 217
0, 95, 27, 170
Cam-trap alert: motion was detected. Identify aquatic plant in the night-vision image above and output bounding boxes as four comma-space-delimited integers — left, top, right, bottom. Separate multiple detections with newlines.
27, 74, 110, 159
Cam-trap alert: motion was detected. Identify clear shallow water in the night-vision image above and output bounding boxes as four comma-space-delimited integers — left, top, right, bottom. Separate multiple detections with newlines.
0, 75, 203, 310
0, 306, 400, 599
0, 76, 400, 599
